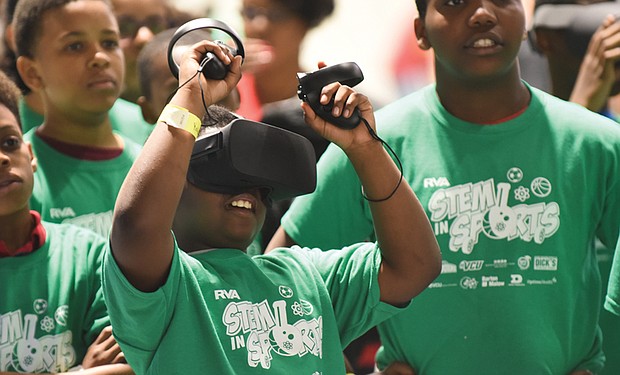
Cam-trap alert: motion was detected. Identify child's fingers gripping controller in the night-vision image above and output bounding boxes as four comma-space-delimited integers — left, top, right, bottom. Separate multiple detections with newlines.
297, 62, 364, 129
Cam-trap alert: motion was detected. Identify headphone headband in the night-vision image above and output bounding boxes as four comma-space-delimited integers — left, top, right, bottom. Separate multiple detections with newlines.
167, 18, 245, 79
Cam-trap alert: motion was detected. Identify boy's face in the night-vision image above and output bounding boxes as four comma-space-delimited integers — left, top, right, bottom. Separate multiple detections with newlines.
0, 105, 36, 217
415, 0, 526, 81
20, 1, 124, 115
174, 184, 267, 250
112, 0, 169, 101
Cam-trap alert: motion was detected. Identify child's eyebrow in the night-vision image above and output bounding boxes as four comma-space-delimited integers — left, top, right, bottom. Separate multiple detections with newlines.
59, 29, 120, 40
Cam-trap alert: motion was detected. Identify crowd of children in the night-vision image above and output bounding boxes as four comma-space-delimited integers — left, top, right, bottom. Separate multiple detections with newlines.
1, 0, 620, 374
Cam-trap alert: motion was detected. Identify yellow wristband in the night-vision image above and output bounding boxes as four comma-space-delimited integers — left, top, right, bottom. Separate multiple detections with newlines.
158, 104, 201, 139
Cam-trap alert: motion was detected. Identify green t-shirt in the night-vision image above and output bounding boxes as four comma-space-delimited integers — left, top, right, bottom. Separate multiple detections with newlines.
0, 222, 109, 373
102, 241, 403, 374
19, 98, 153, 145
282, 84, 620, 374
604, 237, 620, 315
25, 130, 141, 238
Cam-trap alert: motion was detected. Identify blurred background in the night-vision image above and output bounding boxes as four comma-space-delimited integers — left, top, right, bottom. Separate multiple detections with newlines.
169, 0, 434, 108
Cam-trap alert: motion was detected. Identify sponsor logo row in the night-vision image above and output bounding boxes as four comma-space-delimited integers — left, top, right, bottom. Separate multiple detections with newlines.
441, 255, 558, 274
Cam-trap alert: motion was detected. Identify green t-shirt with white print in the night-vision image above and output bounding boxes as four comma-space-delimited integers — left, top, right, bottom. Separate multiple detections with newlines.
282, 83, 620, 374
103, 241, 404, 375
0, 222, 108, 373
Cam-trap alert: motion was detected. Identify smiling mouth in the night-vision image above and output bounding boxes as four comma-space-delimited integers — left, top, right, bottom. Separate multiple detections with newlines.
472, 38, 497, 48
229, 199, 256, 213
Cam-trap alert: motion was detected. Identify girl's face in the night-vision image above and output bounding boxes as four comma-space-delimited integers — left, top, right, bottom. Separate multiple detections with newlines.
22, 0, 124, 118
416, 0, 526, 82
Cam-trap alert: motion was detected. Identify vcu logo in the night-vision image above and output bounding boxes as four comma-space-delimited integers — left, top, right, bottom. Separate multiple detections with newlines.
214, 289, 240, 300
423, 177, 450, 188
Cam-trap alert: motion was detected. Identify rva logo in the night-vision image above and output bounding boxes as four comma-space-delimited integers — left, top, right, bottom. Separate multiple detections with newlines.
214, 290, 240, 300
49, 207, 76, 219
424, 177, 450, 188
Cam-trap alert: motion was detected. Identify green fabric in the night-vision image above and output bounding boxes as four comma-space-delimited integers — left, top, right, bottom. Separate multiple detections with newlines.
103, 241, 403, 375
0, 222, 109, 373
19, 98, 153, 145
25, 130, 141, 238
605, 239, 620, 316
282, 84, 620, 374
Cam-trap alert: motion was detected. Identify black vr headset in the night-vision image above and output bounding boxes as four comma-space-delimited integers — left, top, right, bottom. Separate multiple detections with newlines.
187, 118, 317, 201
168, 18, 317, 201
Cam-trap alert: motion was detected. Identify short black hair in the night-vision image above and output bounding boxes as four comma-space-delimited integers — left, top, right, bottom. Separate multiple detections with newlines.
0, 69, 24, 131
13, 0, 111, 58
199, 105, 239, 137
273, 0, 335, 28
0, 0, 30, 94
416, 0, 428, 18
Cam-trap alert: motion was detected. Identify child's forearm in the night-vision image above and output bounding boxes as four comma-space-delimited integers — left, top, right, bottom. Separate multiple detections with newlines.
110, 41, 241, 292
347, 141, 441, 306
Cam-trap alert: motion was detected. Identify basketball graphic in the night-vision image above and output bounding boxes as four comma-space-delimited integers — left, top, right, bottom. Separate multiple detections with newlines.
531, 177, 552, 198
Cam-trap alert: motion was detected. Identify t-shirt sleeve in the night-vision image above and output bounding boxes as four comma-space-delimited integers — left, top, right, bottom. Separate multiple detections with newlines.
101, 240, 181, 374
297, 243, 409, 347
281, 143, 374, 249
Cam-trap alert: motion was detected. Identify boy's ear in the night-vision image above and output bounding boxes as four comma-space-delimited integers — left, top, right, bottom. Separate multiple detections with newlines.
26, 142, 37, 173
137, 95, 158, 124
16, 56, 44, 92
414, 18, 431, 50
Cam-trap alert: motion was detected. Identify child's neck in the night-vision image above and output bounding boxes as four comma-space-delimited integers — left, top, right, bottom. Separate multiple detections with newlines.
436, 72, 530, 125
38, 110, 121, 148
27, 91, 121, 147
0, 209, 36, 255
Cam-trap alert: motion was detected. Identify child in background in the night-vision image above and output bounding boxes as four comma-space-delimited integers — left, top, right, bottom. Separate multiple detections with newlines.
13, 0, 142, 238
268, 0, 620, 373
101, 40, 441, 374
0, 69, 132, 374
111, 0, 195, 104
1, 0, 153, 145
135, 27, 240, 125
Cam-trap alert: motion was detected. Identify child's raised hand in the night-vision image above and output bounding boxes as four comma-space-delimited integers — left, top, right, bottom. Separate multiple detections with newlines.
175, 40, 242, 115
301, 82, 377, 153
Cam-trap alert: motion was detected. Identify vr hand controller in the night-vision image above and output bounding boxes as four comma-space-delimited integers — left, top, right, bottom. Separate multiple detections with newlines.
297, 62, 364, 129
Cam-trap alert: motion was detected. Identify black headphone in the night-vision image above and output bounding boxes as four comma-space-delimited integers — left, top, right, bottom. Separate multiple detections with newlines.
167, 18, 245, 80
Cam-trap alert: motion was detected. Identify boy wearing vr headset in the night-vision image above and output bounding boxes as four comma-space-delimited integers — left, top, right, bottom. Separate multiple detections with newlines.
101, 40, 441, 374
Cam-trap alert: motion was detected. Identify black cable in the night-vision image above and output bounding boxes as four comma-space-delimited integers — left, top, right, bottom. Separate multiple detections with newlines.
359, 117, 404, 203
